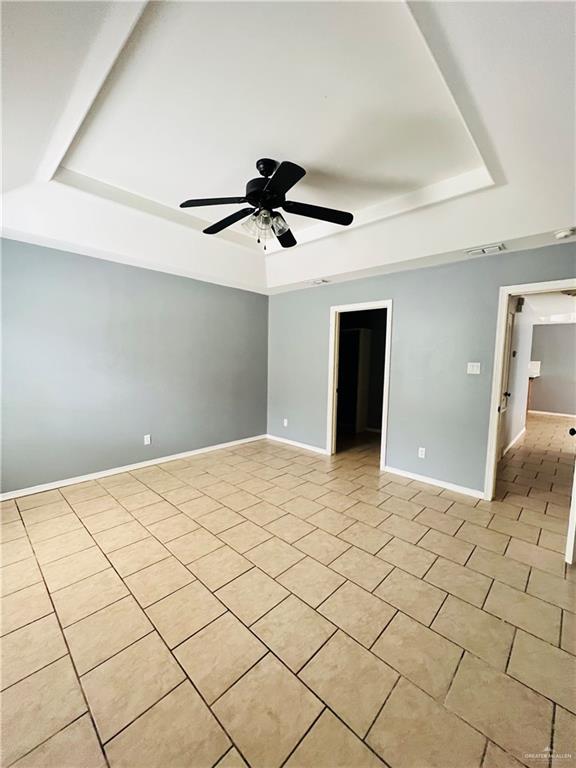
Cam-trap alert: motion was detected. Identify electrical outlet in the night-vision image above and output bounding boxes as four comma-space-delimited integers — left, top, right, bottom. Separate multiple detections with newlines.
144, 434, 151, 446
467, 362, 481, 375
283, 418, 288, 428
418, 447, 426, 459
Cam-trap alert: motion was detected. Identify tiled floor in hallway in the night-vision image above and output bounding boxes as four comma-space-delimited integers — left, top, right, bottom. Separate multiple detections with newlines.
1, 413, 575, 768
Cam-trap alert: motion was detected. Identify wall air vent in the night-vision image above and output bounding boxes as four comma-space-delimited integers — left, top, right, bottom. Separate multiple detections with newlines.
465, 243, 506, 257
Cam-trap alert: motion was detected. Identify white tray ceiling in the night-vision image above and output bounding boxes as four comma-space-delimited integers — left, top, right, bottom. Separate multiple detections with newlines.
2, 1, 574, 292
61, 1, 491, 249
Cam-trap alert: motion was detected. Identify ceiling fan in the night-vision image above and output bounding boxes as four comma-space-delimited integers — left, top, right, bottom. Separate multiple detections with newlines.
179, 158, 354, 249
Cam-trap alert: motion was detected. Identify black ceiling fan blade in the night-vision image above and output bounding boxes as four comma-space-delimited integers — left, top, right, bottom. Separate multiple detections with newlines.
265, 161, 306, 195
180, 196, 246, 209
283, 200, 353, 226
203, 207, 255, 235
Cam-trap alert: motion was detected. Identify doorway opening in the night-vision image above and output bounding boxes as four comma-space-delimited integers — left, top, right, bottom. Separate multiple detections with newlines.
485, 278, 576, 563
326, 300, 392, 466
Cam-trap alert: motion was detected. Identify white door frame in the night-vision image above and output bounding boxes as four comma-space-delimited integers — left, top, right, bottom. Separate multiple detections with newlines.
326, 300, 392, 470
567, 469, 576, 565
484, 277, 576, 563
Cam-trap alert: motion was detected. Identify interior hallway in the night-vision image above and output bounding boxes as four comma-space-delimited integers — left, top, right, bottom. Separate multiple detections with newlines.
496, 412, 575, 554
336, 430, 382, 454
1, 425, 575, 768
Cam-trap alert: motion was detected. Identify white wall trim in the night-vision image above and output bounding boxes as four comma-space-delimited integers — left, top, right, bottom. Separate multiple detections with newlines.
54, 169, 258, 254
0, 229, 268, 295
265, 434, 330, 455
325, 300, 392, 466
383, 465, 485, 499
528, 410, 576, 418
566, 471, 576, 565
265, 167, 494, 254
484, 277, 576, 501
0, 435, 267, 501
503, 428, 526, 456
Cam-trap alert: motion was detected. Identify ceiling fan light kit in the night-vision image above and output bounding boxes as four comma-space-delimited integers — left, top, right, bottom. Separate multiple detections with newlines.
241, 209, 290, 248
179, 158, 354, 250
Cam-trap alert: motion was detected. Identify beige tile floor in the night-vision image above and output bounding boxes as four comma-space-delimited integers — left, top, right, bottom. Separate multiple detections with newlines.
1, 413, 575, 768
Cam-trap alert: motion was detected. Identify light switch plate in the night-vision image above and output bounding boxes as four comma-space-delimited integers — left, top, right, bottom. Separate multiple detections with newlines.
467, 362, 481, 375
144, 434, 151, 445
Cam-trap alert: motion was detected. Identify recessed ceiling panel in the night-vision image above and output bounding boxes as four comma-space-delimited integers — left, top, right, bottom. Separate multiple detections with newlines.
62, 1, 490, 246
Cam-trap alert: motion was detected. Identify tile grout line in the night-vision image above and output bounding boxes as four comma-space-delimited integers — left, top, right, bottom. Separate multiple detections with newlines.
363, 674, 401, 745
478, 734, 490, 767
0, 645, 70, 694
548, 703, 557, 768
3, 712, 93, 768
6, 519, 114, 768
138, 621, 254, 767
81, 458, 259, 764
175, 528, 505, 768
277, 706, 326, 768
3, 424, 572, 764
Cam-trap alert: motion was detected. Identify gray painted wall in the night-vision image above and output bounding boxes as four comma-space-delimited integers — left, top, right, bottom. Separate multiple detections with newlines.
3, 238, 575, 496
268, 244, 576, 492
1, 239, 268, 492
530, 323, 576, 414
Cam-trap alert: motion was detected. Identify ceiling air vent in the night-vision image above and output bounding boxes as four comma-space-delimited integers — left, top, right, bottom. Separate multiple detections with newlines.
554, 228, 576, 240
466, 243, 506, 257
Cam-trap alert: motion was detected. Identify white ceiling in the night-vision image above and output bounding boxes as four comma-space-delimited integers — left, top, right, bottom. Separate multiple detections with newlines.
1, 1, 110, 193
2, 1, 574, 293
525, 292, 576, 325
62, 1, 489, 245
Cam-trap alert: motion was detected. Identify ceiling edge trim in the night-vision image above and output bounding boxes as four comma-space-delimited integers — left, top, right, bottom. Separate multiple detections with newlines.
266, 235, 571, 294
53, 168, 259, 253
54, 161, 494, 257
0, 227, 268, 296
265, 165, 494, 254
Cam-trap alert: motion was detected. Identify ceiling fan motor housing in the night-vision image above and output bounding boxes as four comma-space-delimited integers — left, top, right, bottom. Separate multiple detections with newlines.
256, 158, 278, 178
245, 176, 284, 211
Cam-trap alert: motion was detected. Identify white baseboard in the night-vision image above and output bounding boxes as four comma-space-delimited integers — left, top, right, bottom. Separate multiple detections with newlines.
528, 410, 576, 418
265, 434, 330, 455
1, 434, 485, 501
0, 435, 268, 501
503, 428, 526, 456
381, 464, 485, 500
